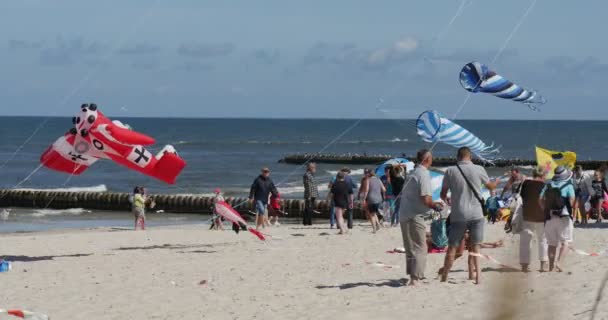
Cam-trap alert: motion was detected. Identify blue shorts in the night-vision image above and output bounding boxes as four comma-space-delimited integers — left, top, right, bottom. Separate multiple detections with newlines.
448, 218, 484, 247
255, 200, 268, 216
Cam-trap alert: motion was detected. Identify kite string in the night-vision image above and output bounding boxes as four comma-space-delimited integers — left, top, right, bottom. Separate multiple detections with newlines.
430, 0, 471, 50
490, 0, 538, 65
227, 0, 474, 212
228, 0, 473, 210
0, 118, 50, 170
0, 0, 163, 175
449, 0, 538, 122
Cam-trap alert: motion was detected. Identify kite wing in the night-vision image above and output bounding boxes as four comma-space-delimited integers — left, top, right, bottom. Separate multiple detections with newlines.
459, 61, 546, 110
416, 110, 499, 160
215, 201, 265, 241
40, 134, 98, 175
41, 103, 186, 184
535, 146, 576, 179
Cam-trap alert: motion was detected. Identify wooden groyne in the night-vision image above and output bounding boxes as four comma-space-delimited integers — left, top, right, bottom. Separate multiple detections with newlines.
279, 153, 608, 170
0, 189, 367, 219
279, 154, 393, 165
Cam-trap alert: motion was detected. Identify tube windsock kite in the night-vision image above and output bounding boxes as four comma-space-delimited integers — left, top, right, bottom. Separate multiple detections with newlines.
416, 110, 499, 160
0, 309, 49, 320
459, 61, 546, 110
40, 103, 186, 184
214, 201, 265, 241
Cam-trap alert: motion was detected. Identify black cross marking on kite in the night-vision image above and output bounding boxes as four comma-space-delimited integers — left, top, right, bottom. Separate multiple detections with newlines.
69, 152, 88, 162
133, 148, 150, 164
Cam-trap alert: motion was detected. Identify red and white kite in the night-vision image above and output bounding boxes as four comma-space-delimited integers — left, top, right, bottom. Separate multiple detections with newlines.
41, 103, 186, 184
214, 201, 265, 241
0, 309, 49, 320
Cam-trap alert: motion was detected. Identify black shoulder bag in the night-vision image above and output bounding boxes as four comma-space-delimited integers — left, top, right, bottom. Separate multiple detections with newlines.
456, 163, 488, 217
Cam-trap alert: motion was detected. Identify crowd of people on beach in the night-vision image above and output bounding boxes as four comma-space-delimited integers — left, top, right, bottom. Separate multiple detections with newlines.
127, 145, 607, 287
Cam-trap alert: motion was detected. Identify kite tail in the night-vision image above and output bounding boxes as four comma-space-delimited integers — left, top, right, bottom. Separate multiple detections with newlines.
526, 103, 542, 112
247, 228, 266, 241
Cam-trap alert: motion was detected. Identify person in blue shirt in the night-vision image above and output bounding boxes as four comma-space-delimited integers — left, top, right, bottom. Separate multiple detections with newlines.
540, 166, 575, 272
485, 190, 500, 224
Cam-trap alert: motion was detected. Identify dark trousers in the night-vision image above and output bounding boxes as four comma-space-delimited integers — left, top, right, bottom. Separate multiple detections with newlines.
347, 208, 353, 229
303, 197, 315, 225
488, 209, 498, 224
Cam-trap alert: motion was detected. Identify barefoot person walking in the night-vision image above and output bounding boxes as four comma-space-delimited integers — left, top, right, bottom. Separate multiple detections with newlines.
540, 166, 575, 272
362, 169, 385, 233
440, 147, 497, 285
328, 171, 354, 234
519, 167, 548, 272
249, 167, 278, 230
399, 149, 443, 286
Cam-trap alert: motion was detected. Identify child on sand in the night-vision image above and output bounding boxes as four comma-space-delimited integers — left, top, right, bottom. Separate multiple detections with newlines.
132, 186, 147, 230
211, 188, 225, 230
268, 193, 283, 226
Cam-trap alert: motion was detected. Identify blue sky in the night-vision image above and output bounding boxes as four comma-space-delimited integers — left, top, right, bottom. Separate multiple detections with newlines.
1, 0, 606, 119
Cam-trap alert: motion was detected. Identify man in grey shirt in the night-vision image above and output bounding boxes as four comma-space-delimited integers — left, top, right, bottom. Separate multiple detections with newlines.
440, 147, 497, 285
399, 149, 443, 286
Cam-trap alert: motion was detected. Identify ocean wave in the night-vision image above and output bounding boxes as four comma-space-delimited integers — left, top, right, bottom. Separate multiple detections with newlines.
15, 184, 108, 193
32, 208, 92, 217
278, 184, 330, 195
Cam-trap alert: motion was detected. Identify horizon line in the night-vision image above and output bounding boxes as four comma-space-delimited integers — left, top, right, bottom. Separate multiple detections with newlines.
0, 115, 605, 121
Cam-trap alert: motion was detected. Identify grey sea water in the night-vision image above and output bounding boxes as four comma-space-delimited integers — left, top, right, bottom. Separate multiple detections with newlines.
0, 116, 604, 232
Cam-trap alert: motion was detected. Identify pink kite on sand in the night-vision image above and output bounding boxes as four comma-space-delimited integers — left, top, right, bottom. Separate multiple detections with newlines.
214, 201, 265, 241
0, 309, 49, 320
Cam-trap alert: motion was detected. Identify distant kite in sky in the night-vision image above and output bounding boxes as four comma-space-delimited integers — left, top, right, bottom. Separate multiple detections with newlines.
416, 110, 499, 160
459, 61, 546, 110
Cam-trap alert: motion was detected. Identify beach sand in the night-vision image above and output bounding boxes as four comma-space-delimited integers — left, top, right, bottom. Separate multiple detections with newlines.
1, 221, 608, 319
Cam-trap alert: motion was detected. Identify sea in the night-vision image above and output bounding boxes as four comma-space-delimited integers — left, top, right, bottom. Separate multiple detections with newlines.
0, 117, 605, 232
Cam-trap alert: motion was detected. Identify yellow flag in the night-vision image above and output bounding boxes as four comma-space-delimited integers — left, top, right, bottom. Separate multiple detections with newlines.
535, 146, 576, 179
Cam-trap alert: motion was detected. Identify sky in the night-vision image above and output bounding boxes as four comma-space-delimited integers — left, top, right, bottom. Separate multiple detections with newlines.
0, 0, 607, 120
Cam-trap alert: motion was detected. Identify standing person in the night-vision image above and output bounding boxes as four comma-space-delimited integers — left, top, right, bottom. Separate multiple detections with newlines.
132, 186, 147, 230
329, 168, 357, 229
210, 188, 225, 230
390, 165, 406, 227
249, 167, 278, 230
358, 170, 370, 224
327, 171, 354, 234
362, 169, 385, 233
573, 166, 593, 225
399, 149, 443, 286
540, 166, 575, 272
440, 147, 497, 285
590, 170, 607, 223
303, 163, 319, 226
485, 191, 500, 224
519, 167, 548, 272
380, 166, 395, 226
344, 168, 357, 229
268, 192, 283, 226
501, 168, 526, 199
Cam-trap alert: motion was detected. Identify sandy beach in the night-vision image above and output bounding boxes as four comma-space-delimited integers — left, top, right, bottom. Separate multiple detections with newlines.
1, 221, 607, 319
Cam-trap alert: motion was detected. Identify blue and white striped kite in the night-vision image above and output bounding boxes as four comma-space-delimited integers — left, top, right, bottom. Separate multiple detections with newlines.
460, 61, 546, 110
416, 110, 499, 160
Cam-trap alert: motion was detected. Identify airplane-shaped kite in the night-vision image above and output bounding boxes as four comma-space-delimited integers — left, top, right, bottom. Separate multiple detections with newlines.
40, 103, 186, 184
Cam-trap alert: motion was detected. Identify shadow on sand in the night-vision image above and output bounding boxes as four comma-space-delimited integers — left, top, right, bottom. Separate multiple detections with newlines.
114, 242, 235, 251
316, 279, 403, 290
1, 253, 92, 262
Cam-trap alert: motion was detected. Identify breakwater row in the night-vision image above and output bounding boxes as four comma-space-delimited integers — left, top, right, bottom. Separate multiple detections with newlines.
279, 153, 608, 170
0, 189, 368, 219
